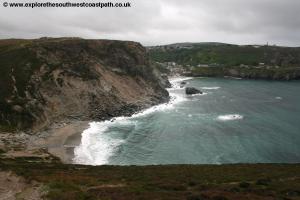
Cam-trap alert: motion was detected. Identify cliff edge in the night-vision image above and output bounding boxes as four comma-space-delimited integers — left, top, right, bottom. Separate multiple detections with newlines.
0, 38, 169, 132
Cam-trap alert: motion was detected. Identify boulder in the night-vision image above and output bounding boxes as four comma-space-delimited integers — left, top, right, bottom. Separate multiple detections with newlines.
180, 81, 187, 88
185, 87, 202, 95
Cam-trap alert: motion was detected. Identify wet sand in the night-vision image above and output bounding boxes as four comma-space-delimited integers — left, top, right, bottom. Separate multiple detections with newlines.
30, 121, 90, 163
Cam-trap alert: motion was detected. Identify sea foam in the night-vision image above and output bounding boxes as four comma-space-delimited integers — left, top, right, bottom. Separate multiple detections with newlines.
73, 121, 126, 165
201, 87, 221, 90
73, 77, 192, 165
217, 114, 244, 121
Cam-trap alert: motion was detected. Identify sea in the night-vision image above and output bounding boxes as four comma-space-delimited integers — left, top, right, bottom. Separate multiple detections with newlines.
73, 77, 300, 165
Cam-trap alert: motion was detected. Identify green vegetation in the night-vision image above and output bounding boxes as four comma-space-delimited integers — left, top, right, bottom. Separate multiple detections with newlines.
149, 43, 300, 67
0, 41, 41, 99
1, 157, 300, 200
0, 124, 16, 132
0, 40, 43, 130
188, 66, 300, 80
149, 43, 300, 80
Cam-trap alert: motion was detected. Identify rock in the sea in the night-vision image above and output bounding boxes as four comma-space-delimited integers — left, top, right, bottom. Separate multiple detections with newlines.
185, 87, 202, 95
180, 81, 187, 88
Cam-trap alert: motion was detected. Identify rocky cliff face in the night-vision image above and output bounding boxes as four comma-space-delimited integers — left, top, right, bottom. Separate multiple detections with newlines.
0, 38, 169, 132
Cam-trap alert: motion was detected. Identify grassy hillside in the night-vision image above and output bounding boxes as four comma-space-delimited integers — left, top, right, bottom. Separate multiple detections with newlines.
148, 43, 300, 80
1, 157, 300, 200
187, 66, 300, 80
148, 43, 300, 67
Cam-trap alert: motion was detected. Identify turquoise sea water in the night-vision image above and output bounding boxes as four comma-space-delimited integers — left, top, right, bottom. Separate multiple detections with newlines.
74, 77, 300, 165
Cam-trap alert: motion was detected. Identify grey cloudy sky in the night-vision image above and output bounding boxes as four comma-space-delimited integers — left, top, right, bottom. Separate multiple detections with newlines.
0, 0, 300, 46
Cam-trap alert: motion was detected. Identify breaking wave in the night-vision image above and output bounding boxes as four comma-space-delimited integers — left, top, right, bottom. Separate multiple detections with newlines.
201, 87, 220, 90
217, 114, 244, 121
73, 77, 193, 165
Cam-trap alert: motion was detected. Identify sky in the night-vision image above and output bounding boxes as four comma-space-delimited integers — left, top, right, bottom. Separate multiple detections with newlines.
0, 0, 300, 46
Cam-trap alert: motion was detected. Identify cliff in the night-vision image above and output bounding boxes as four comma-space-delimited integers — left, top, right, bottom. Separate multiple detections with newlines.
0, 38, 169, 132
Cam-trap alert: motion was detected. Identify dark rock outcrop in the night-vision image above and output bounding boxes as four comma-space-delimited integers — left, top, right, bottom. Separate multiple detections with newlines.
0, 38, 169, 132
180, 81, 187, 88
185, 87, 202, 95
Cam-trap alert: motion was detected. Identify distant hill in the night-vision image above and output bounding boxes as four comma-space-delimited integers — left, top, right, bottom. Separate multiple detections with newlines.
148, 43, 300, 67
148, 43, 300, 80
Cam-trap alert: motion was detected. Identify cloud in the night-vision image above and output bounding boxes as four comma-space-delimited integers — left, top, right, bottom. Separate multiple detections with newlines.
0, 0, 300, 46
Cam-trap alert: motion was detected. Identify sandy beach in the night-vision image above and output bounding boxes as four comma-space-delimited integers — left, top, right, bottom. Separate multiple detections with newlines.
29, 121, 90, 163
